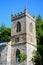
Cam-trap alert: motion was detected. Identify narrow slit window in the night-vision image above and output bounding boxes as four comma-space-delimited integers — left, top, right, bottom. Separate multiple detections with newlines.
17, 22, 21, 32
16, 49, 20, 62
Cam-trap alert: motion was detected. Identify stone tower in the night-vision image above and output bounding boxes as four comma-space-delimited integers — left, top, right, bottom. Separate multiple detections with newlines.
11, 8, 36, 65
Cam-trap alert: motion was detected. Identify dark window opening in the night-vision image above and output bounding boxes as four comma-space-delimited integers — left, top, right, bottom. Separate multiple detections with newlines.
16, 49, 20, 62
17, 22, 21, 32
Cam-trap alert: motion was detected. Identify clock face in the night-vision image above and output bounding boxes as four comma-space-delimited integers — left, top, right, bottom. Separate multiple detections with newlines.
15, 37, 19, 43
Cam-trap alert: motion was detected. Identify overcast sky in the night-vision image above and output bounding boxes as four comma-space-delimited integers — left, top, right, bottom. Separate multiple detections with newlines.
0, 0, 43, 27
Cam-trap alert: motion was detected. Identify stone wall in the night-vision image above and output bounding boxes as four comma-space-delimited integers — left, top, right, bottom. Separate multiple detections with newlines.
11, 16, 26, 36
0, 46, 7, 65
11, 43, 26, 65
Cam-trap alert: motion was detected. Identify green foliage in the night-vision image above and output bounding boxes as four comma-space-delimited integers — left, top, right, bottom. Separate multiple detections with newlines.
36, 15, 43, 44
32, 49, 41, 65
0, 24, 11, 42
19, 53, 27, 62
33, 15, 43, 65
37, 45, 43, 65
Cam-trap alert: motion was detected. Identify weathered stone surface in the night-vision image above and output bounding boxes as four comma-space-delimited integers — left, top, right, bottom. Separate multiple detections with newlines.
0, 8, 36, 65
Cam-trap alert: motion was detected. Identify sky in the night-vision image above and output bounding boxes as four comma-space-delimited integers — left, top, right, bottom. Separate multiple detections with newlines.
0, 0, 43, 27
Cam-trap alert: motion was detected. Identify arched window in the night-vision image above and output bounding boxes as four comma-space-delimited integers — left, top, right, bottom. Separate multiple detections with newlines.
30, 23, 33, 33
16, 49, 20, 62
17, 22, 21, 32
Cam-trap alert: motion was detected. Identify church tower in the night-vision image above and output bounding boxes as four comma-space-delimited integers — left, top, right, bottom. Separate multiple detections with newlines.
11, 8, 36, 65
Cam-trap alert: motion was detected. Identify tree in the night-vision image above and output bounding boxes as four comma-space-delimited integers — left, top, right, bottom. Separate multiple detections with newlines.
36, 15, 43, 45
32, 45, 42, 65
0, 24, 11, 42
36, 15, 43, 44
37, 45, 43, 65
33, 15, 43, 65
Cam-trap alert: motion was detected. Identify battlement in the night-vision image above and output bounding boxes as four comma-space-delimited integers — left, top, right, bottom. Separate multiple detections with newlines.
11, 8, 35, 21
11, 12, 25, 21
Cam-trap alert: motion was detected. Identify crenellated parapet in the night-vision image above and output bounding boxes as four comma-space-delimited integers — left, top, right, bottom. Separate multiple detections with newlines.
11, 8, 35, 21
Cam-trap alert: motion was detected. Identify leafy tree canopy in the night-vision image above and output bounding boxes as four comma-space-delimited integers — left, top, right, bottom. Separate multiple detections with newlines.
33, 15, 43, 65
0, 24, 11, 42
36, 15, 43, 45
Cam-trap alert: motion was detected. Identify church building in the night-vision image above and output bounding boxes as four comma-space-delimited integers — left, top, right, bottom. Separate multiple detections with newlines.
0, 8, 36, 65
